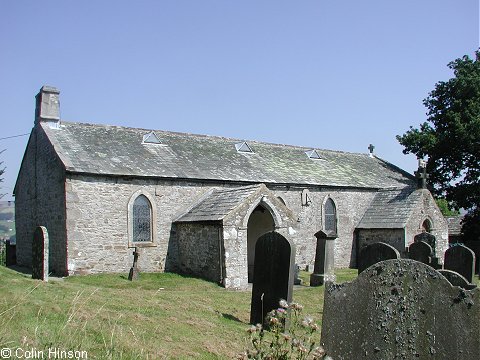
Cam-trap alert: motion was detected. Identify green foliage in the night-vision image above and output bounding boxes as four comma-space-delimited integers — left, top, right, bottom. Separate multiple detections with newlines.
397, 50, 480, 239
435, 198, 460, 216
240, 301, 329, 360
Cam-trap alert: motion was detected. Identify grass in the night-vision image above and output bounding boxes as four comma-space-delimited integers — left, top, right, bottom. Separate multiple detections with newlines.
0, 266, 357, 359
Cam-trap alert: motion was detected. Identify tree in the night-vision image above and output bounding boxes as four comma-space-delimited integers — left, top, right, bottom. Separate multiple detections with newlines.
435, 198, 460, 217
397, 50, 480, 240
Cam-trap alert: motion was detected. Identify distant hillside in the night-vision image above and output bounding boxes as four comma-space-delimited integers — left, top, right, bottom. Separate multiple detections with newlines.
0, 201, 15, 241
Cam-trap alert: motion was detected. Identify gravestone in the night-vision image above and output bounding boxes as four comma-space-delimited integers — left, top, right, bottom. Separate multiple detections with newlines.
294, 264, 302, 285
32, 226, 49, 281
250, 232, 295, 325
444, 244, 476, 283
6, 240, 16, 266
310, 230, 337, 286
322, 259, 480, 359
408, 241, 432, 266
414, 232, 436, 256
464, 239, 480, 275
128, 247, 140, 281
358, 242, 400, 274
438, 269, 476, 290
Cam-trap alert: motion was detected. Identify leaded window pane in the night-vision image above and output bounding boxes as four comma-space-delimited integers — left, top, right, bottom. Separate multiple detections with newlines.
324, 198, 336, 232
133, 195, 151, 242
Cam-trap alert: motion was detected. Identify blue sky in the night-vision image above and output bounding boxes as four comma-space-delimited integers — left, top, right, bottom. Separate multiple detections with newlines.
0, 1, 478, 201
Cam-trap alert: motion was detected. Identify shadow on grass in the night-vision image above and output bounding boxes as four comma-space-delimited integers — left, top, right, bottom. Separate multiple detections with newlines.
221, 313, 243, 323
4, 264, 32, 276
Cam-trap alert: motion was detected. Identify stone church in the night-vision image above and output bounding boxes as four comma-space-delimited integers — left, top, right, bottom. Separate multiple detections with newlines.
14, 86, 449, 289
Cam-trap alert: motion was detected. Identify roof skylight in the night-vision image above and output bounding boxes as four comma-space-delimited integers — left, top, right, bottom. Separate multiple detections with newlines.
305, 149, 322, 160
142, 131, 162, 144
235, 141, 254, 153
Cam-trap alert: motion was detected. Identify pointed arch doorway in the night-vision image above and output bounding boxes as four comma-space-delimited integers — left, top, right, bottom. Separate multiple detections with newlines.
247, 204, 275, 282
247, 205, 275, 283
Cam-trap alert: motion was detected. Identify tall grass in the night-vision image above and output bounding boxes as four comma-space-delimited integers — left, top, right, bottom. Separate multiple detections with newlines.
0, 267, 357, 359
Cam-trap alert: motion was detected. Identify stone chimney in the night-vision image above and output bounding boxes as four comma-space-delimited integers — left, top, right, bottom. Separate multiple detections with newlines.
35, 86, 60, 128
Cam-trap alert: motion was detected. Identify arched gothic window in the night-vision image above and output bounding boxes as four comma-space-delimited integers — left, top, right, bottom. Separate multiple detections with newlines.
132, 195, 152, 243
324, 198, 337, 233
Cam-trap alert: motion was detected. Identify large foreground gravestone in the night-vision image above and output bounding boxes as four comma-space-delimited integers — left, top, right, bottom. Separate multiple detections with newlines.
32, 226, 49, 281
322, 259, 480, 359
358, 242, 400, 274
250, 232, 295, 325
310, 230, 337, 286
444, 244, 476, 283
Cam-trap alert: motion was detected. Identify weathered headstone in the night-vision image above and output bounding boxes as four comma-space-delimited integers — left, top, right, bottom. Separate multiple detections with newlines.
32, 226, 49, 281
128, 247, 140, 281
408, 241, 432, 265
438, 269, 476, 290
310, 230, 337, 286
250, 232, 295, 325
322, 259, 480, 359
5, 240, 16, 266
294, 264, 302, 285
358, 242, 400, 274
414, 232, 436, 256
444, 244, 476, 283
464, 239, 480, 275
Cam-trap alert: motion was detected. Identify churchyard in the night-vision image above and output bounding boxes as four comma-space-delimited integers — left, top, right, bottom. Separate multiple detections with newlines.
2, 227, 480, 358
2, 262, 478, 359
0, 265, 356, 359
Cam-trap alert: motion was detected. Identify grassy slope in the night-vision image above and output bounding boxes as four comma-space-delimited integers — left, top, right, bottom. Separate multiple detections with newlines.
0, 267, 357, 359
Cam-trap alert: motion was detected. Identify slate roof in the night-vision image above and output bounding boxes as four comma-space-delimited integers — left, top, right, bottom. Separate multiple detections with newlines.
41, 121, 415, 189
356, 187, 423, 229
174, 185, 261, 222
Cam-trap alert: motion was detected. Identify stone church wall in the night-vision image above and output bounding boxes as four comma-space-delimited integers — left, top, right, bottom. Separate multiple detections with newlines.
15, 126, 67, 275
64, 175, 380, 276
356, 228, 406, 258
65, 175, 216, 275
271, 186, 376, 269
18, 152, 447, 282
175, 222, 222, 283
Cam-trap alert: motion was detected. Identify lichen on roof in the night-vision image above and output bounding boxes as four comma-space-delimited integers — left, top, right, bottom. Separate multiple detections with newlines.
356, 187, 423, 229
41, 121, 415, 189
174, 185, 261, 223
